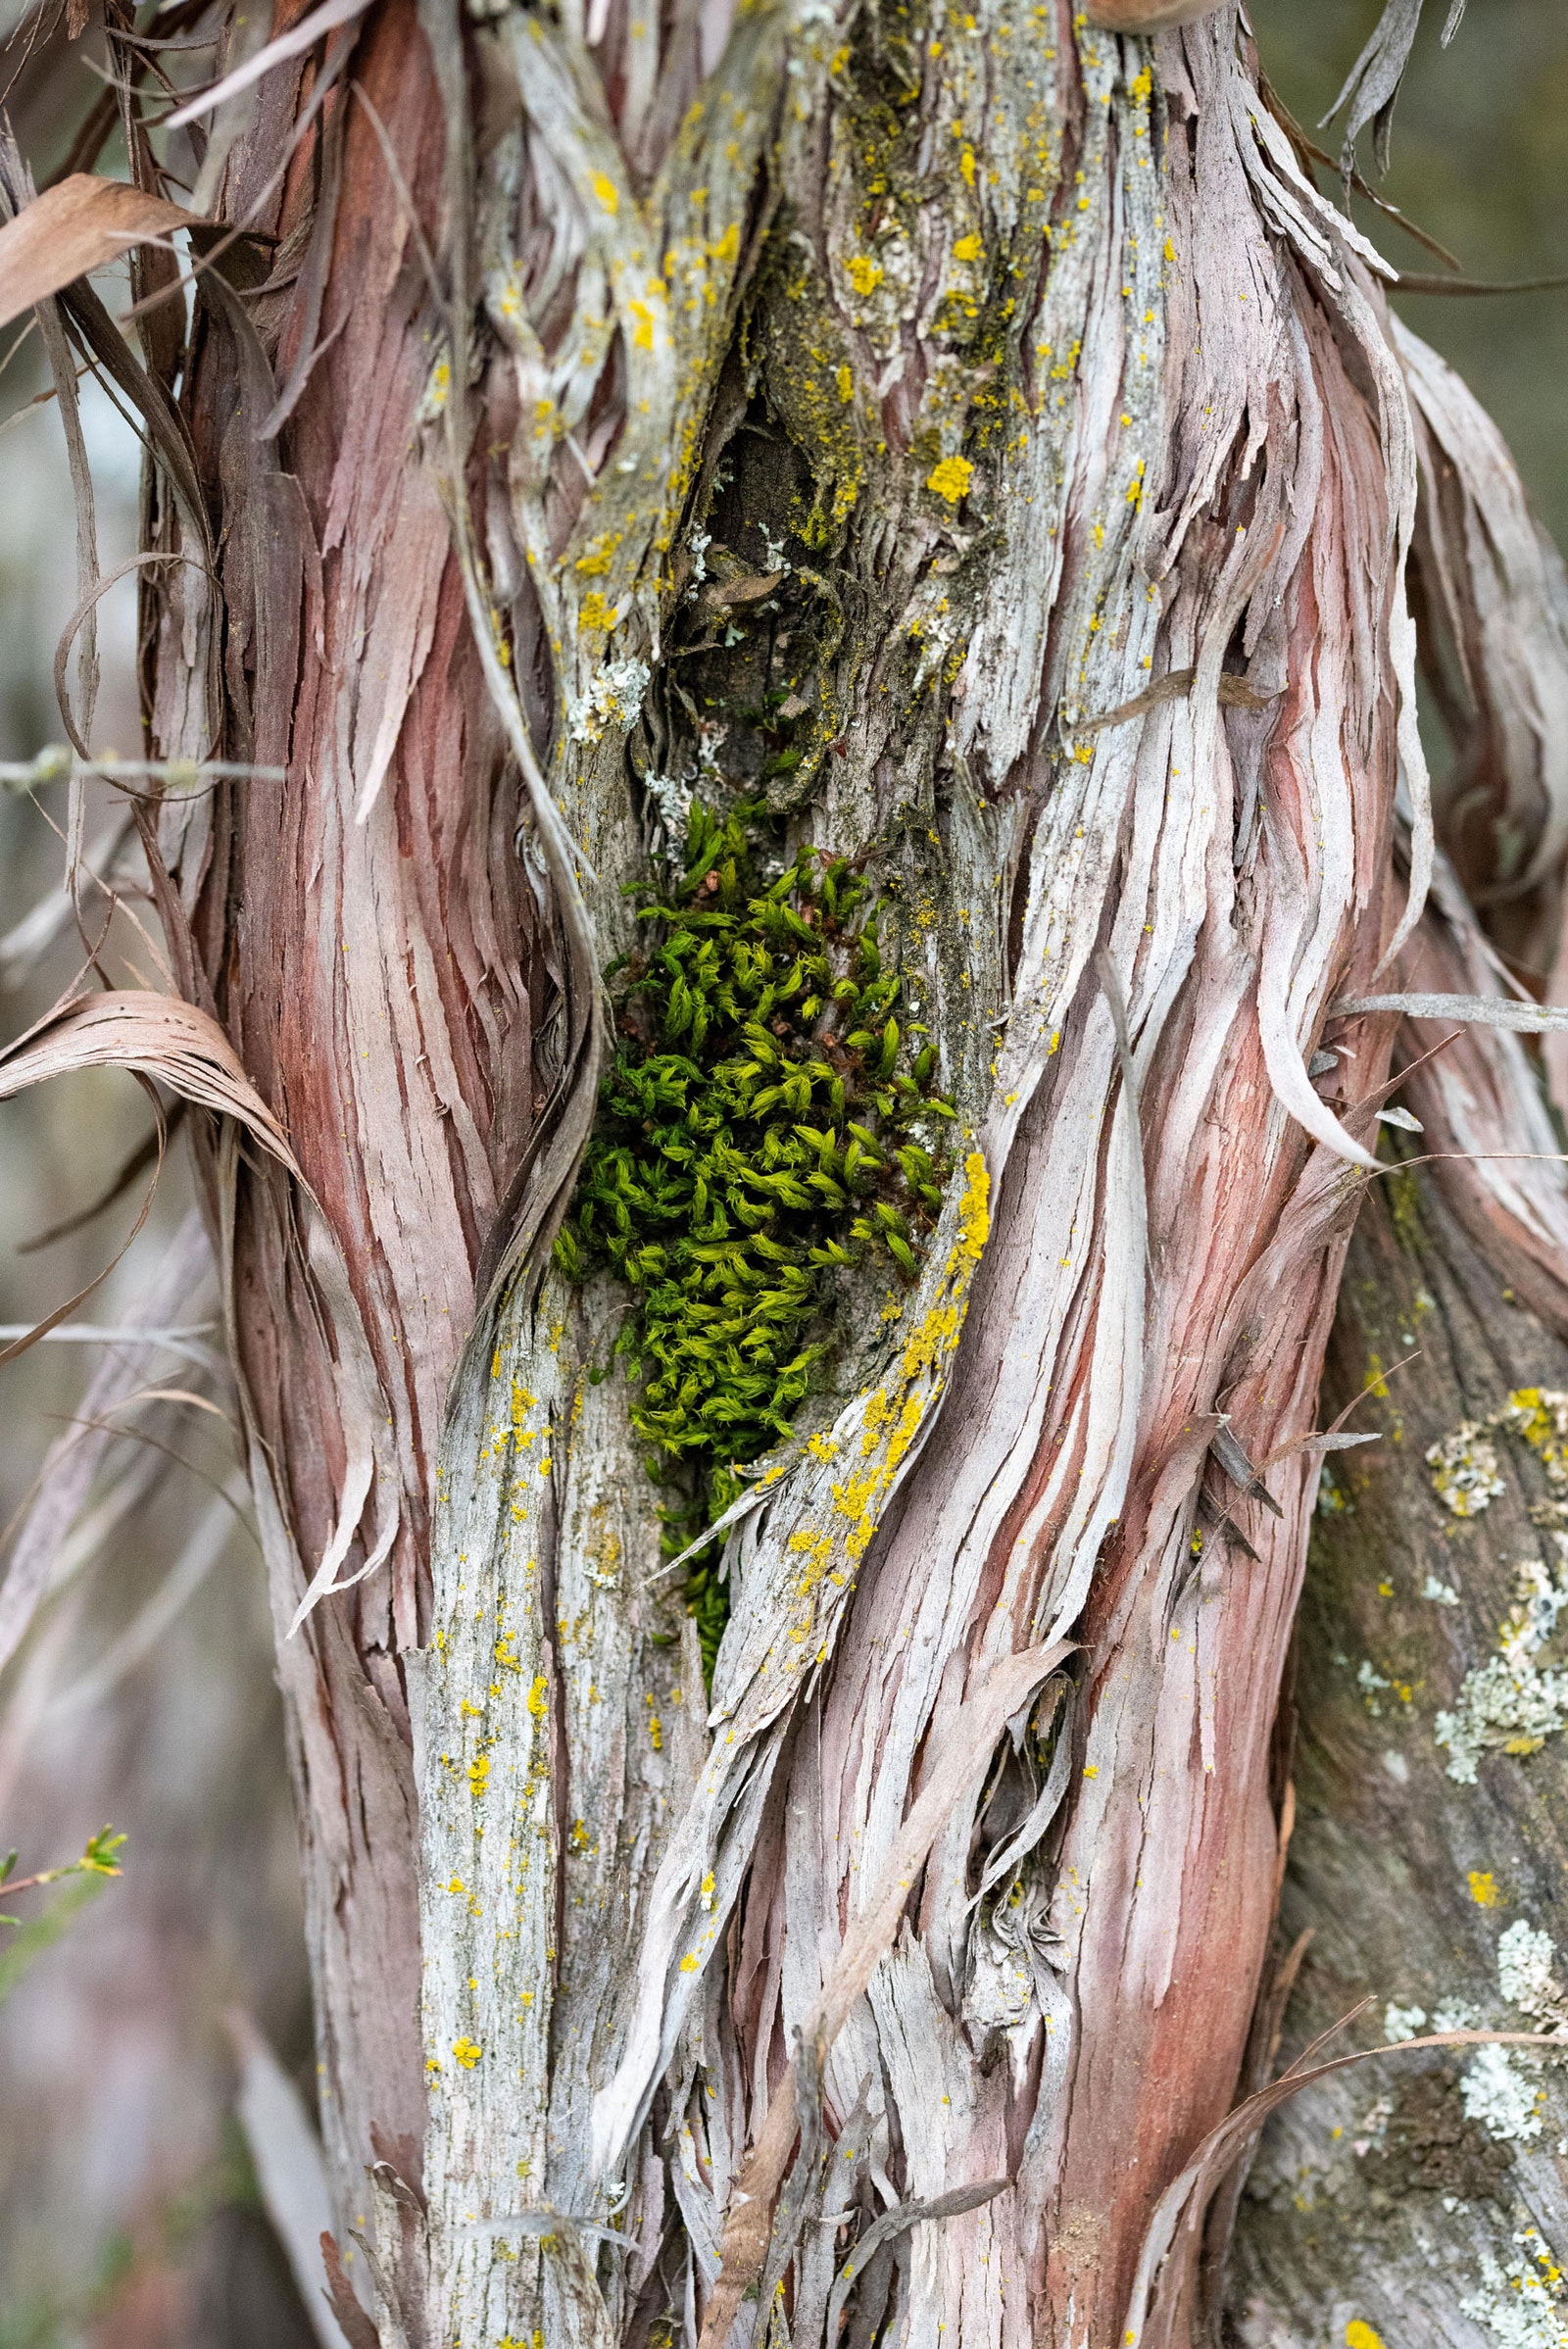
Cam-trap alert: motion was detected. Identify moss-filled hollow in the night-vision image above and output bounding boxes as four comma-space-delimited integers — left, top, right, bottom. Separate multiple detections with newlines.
556, 798, 955, 1676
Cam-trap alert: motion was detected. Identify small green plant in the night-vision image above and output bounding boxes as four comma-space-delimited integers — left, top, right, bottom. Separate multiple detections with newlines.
0, 1826, 125, 2006
558, 800, 953, 1673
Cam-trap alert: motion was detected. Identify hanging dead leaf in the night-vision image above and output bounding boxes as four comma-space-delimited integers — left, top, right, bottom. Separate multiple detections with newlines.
0, 175, 199, 335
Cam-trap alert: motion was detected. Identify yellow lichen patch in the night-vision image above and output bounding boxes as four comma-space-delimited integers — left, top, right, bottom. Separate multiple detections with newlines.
956, 1150, 991, 1265
591, 171, 620, 215
467, 1752, 491, 1795
452, 2036, 483, 2069
1469, 1871, 1500, 1908
845, 254, 884, 296
1345, 2325, 1385, 2349
526, 1674, 549, 1720
927, 455, 973, 505
953, 234, 983, 261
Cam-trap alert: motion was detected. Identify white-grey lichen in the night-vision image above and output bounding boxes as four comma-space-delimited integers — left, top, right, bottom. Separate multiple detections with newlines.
1461, 2043, 1544, 2142
1461, 2232, 1568, 2349
1384, 2000, 1428, 2042
1501, 1549, 1568, 1667
1426, 1389, 1568, 1526
1357, 1658, 1393, 1715
1435, 1550, 1568, 1783
1427, 1424, 1505, 1517
1423, 1572, 1460, 1606
1436, 1654, 1568, 1784
569, 656, 650, 746
642, 770, 695, 847
1499, 1919, 1565, 2026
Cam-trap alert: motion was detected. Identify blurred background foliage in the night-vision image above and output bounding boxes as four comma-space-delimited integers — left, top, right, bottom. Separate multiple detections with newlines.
0, 2, 1561, 2344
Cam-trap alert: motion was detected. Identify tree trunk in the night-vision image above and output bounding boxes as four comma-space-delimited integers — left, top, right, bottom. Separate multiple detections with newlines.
20, 0, 1568, 2342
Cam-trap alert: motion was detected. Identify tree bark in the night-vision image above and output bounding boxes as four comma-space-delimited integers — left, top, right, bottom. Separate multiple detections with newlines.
23, 0, 1568, 2343
1229, 1098, 1568, 2339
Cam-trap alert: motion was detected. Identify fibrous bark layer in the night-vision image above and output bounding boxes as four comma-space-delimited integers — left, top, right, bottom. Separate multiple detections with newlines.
32, 0, 1564, 2342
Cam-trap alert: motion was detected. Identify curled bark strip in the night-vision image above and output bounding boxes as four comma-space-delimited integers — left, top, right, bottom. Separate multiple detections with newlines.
51, 551, 217, 762
160, 0, 373, 130
0, 171, 197, 331
1321, 0, 1433, 177
322, 2232, 382, 2349
0, 989, 301, 1173
1397, 317, 1568, 905
0, 1211, 213, 1676
695, 1638, 1071, 2349
1123, 2027, 1563, 2347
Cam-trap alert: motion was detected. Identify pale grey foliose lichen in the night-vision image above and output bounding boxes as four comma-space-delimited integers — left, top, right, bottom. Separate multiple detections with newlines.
1461, 2233, 1568, 2349
1434, 1552, 1568, 1784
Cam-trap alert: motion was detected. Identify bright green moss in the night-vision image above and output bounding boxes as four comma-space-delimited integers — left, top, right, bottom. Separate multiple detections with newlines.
557, 800, 954, 1675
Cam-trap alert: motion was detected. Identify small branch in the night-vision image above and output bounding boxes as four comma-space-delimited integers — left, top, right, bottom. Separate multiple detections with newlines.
0, 1824, 124, 1910
1394, 270, 1568, 298
1066, 668, 1278, 742
0, 747, 285, 795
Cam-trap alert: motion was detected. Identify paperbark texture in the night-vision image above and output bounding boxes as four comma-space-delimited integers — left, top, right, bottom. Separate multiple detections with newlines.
48, 0, 1561, 2341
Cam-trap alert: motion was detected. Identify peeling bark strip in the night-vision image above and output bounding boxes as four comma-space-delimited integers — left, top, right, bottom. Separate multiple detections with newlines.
41, 0, 1543, 2342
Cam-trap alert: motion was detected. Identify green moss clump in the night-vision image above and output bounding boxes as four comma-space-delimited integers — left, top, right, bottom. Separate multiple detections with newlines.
556, 800, 954, 1674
